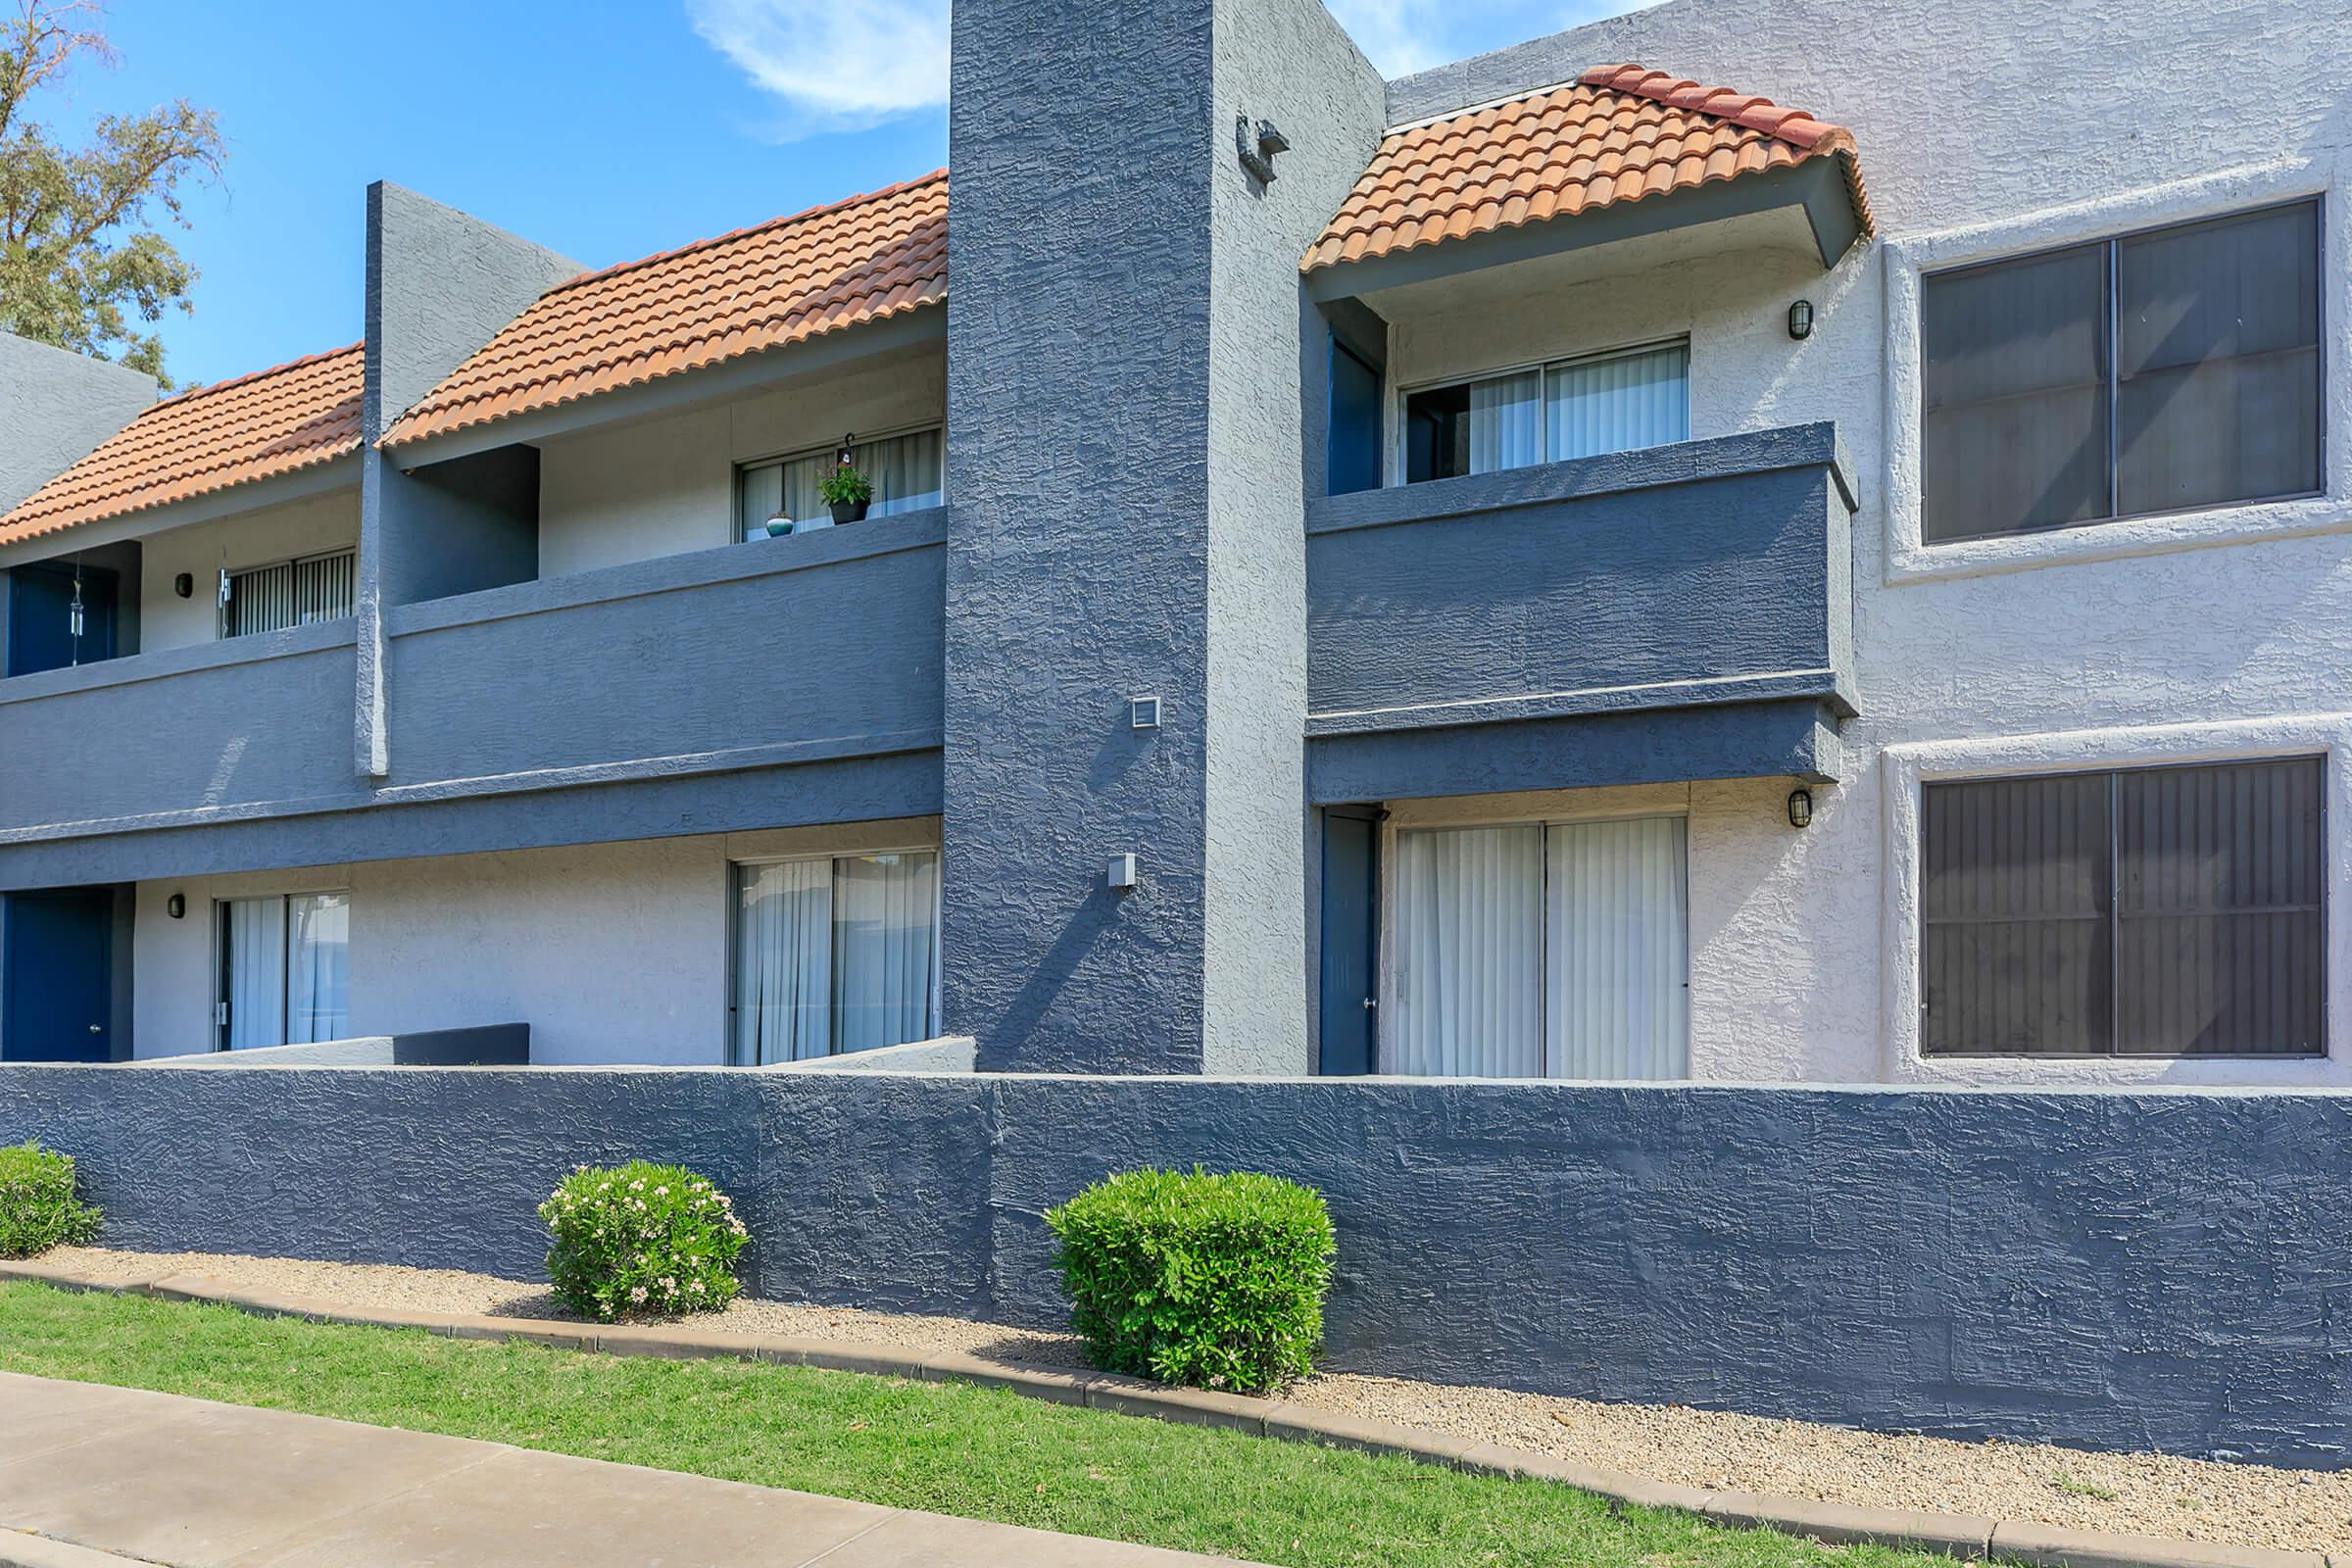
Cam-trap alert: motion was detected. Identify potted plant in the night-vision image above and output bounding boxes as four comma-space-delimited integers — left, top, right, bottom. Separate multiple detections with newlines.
821, 463, 873, 525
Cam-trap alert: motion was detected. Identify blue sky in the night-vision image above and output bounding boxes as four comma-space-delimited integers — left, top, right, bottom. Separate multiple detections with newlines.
54, 1, 1642, 388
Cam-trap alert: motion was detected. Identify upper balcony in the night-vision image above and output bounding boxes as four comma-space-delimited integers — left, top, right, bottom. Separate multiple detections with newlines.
1305, 425, 1855, 804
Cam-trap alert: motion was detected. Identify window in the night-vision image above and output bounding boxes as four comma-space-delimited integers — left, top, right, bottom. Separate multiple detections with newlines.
1404, 342, 1690, 484
1389, 816, 1688, 1079
1327, 339, 1384, 497
217, 892, 350, 1050
738, 428, 944, 539
1921, 759, 2325, 1056
1921, 200, 2321, 543
730, 850, 940, 1063
222, 550, 357, 638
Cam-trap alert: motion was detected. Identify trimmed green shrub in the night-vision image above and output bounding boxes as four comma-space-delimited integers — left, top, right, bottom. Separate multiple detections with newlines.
1046, 1166, 1336, 1394
0, 1142, 102, 1258
538, 1161, 749, 1322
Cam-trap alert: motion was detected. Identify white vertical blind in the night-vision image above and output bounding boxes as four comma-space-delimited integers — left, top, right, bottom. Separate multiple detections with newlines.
1390, 825, 1544, 1076
733, 859, 832, 1063
286, 893, 351, 1045
1544, 344, 1690, 462
1544, 816, 1689, 1078
1467, 371, 1544, 474
225, 551, 356, 638
221, 897, 288, 1049
832, 852, 940, 1054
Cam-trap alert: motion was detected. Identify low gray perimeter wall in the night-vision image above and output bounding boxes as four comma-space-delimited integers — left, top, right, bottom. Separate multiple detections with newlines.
0, 1069, 2344, 1468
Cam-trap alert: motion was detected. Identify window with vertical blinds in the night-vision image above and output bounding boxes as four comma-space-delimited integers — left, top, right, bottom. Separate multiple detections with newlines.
1921, 200, 2321, 542
1403, 342, 1690, 484
223, 550, 357, 639
1921, 759, 2324, 1056
1389, 816, 1689, 1079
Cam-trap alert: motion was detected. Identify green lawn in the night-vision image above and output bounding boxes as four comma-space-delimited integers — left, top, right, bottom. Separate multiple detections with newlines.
0, 1281, 1940, 1568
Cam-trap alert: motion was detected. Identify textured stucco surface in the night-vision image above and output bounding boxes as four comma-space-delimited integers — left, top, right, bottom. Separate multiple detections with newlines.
1, 1065, 2343, 1467
0, 331, 155, 517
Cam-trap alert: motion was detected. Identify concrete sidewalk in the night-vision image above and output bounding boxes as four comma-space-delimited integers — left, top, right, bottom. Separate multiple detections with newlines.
0, 1373, 1262, 1567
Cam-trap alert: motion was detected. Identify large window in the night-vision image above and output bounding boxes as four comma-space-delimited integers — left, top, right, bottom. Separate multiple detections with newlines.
223, 550, 356, 639
1404, 342, 1689, 485
1389, 816, 1688, 1079
1921, 759, 2325, 1057
738, 427, 944, 539
1921, 200, 2321, 543
730, 850, 940, 1063
217, 892, 350, 1050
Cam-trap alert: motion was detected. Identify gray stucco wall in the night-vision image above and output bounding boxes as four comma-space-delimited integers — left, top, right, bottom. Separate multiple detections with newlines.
0, 332, 156, 517
0, 1066, 2341, 1467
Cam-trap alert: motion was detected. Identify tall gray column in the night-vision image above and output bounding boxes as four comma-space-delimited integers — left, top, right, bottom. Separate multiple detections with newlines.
941, 0, 1383, 1072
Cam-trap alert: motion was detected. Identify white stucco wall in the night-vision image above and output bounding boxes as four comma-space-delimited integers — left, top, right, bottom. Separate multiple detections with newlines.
1373, 0, 2352, 1085
135, 488, 362, 652
534, 346, 947, 578
129, 818, 942, 1065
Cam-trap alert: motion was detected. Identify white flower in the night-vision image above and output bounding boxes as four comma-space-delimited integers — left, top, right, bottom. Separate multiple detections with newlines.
629, 1286, 648, 1303
654, 1186, 669, 1198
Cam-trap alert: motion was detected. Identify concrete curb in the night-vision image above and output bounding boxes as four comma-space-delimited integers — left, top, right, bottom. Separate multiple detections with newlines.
0, 1261, 2323, 1568
0, 1527, 147, 1567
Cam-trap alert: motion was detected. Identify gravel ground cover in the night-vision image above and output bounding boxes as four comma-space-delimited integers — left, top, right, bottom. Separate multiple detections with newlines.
43, 1247, 2345, 1554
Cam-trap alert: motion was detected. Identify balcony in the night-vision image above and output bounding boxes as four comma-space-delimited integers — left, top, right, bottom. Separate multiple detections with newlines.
1305, 424, 1855, 803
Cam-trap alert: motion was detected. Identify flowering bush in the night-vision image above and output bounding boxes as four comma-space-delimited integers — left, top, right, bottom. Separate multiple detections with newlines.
0, 1142, 102, 1258
538, 1161, 748, 1322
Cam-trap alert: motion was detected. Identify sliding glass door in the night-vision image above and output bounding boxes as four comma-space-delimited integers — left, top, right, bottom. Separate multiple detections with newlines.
731, 851, 940, 1064
1389, 817, 1688, 1079
218, 892, 350, 1050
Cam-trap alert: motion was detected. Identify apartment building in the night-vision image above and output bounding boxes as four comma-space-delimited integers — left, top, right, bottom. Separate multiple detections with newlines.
0, 0, 2342, 1088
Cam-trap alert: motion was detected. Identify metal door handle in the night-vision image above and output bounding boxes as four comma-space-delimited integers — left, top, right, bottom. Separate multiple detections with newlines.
88, 1024, 102, 1032
1361, 998, 1378, 1010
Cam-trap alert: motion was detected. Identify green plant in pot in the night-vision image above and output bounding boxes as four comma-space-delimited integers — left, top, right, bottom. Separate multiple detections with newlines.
821, 462, 873, 524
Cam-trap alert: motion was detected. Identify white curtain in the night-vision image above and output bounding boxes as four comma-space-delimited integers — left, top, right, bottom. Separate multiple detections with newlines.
286, 893, 350, 1045
1390, 826, 1543, 1076
1467, 371, 1544, 475
221, 897, 287, 1050
742, 429, 944, 533
733, 860, 832, 1063
865, 429, 944, 516
1545, 816, 1689, 1078
1545, 344, 1690, 462
832, 852, 939, 1052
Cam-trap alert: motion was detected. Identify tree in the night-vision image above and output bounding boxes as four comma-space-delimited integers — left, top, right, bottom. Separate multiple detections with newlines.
0, 0, 222, 385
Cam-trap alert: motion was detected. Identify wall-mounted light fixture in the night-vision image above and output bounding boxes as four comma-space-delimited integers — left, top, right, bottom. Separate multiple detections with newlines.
173, 572, 194, 599
166, 893, 186, 919
1237, 117, 1289, 184
1787, 788, 1815, 830
1788, 300, 1816, 341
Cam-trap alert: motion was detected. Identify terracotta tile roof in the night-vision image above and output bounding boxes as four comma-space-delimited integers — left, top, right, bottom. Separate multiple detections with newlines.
1304, 64, 1872, 274
0, 344, 364, 547
384, 171, 949, 449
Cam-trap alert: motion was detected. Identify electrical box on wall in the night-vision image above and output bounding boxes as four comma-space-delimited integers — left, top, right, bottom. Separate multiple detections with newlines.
1107, 853, 1139, 891
1130, 696, 1161, 729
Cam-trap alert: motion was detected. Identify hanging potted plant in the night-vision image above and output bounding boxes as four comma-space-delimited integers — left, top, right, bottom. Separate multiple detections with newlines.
821, 462, 873, 525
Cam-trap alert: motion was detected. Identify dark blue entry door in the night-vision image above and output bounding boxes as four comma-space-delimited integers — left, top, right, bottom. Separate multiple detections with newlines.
3, 890, 116, 1061
7, 564, 118, 678
1317, 808, 1380, 1075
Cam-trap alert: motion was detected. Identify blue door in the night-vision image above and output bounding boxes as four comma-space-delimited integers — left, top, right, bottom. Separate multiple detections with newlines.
7, 564, 118, 677
1327, 340, 1384, 498
1317, 808, 1380, 1075
3, 890, 117, 1062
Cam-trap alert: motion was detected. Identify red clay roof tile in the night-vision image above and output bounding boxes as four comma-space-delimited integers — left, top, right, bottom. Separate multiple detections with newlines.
0, 344, 364, 548
1304, 64, 1872, 275
382, 171, 949, 449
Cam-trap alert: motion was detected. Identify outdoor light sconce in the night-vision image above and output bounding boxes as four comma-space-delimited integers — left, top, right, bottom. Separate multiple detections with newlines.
166, 894, 186, 919
173, 572, 194, 599
1237, 117, 1290, 183
1788, 299, 1816, 340
1788, 788, 1815, 830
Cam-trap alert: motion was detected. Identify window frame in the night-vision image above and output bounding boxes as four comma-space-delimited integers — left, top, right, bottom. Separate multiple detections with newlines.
1378, 805, 1691, 1079
211, 887, 353, 1053
733, 420, 948, 541
1919, 196, 2326, 545
218, 546, 360, 640
1393, 336, 1692, 487
1917, 757, 2328, 1061
723, 842, 946, 1065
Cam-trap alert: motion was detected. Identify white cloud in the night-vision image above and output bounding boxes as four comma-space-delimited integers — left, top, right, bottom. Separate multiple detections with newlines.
686, 0, 952, 134
1321, 0, 1452, 75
